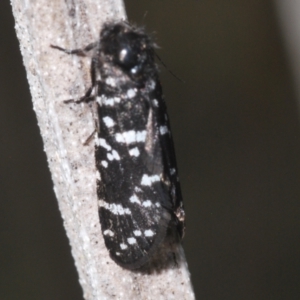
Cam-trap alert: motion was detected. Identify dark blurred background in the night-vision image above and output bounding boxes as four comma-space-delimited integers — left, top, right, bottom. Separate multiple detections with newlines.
1, 0, 300, 299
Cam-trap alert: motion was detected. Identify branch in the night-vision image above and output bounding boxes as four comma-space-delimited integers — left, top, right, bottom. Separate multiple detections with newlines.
10, 0, 195, 299
276, 0, 300, 106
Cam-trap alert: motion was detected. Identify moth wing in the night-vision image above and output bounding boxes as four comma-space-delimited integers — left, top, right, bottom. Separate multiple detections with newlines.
97, 90, 175, 268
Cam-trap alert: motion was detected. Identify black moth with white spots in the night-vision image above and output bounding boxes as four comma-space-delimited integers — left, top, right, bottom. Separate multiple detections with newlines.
52, 22, 185, 269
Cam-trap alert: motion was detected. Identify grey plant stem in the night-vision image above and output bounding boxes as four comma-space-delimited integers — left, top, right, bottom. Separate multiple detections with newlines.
10, 0, 195, 299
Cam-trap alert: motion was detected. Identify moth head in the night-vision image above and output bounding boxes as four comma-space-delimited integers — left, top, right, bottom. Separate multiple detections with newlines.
100, 22, 157, 83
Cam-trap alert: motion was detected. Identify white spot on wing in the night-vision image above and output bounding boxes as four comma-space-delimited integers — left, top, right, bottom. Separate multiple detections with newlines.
107, 153, 113, 161
103, 116, 115, 128
120, 243, 128, 250
112, 150, 120, 160
98, 95, 121, 106
129, 147, 140, 157
115, 133, 125, 143
136, 131, 146, 142
170, 168, 176, 175
133, 230, 142, 236
127, 237, 137, 245
134, 187, 142, 193
96, 96, 102, 105
115, 130, 146, 144
96, 138, 112, 151
148, 80, 156, 90
152, 99, 159, 107
130, 194, 141, 204
103, 229, 114, 237
127, 88, 136, 98
123, 131, 136, 143
159, 125, 168, 135
107, 149, 120, 161
142, 200, 152, 207
103, 98, 114, 106
144, 229, 154, 237
141, 174, 160, 186
106, 77, 116, 87
99, 200, 131, 215
96, 171, 101, 180
101, 161, 108, 168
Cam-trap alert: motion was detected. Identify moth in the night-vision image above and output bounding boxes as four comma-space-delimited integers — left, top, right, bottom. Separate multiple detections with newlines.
52, 21, 185, 269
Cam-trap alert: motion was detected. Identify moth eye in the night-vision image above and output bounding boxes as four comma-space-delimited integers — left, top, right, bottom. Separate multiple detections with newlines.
118, 47, 139, 71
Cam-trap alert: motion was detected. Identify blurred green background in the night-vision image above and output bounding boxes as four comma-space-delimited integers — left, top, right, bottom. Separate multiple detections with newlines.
1, 0, 300, 299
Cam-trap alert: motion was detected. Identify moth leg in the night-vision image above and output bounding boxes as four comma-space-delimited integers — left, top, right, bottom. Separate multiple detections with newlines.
82, 104, 99, 146
63, 86, 95, 104
51, 43, 99, 144
51, 42, 99, 103
83, 129, 97, 146
50, 42, 97, 57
